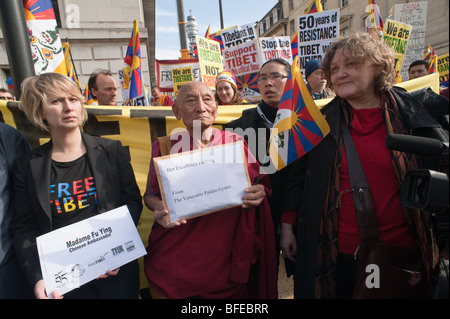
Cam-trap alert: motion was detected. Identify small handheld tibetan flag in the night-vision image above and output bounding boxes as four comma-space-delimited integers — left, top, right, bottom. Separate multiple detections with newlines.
305, 0, 323, 14
268, 56, 330, 171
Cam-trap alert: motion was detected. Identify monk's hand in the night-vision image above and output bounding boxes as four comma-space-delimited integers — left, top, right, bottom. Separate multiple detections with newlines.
242, 184, 265, 208
153, 206, 186, 228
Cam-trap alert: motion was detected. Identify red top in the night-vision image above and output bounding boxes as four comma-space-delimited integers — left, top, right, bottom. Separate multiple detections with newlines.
338, 107, 417, 254
281, 108, 417, 255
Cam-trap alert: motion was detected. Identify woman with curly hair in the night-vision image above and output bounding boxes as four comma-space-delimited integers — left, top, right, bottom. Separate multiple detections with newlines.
280, 32, 446, 299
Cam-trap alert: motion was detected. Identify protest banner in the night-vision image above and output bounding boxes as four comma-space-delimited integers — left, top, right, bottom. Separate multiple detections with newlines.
295, 9, 339, 72
259, 36, 293, 65
155, 59, 201, 92
196, 36, 224, 89
437, 53, 449, 84
382, 19, 413, 82
221, 23, 257, 49
171, 67, 193, 96
0, 72, 438, 292
393, 1, 428, 81
222, 40, 260, 76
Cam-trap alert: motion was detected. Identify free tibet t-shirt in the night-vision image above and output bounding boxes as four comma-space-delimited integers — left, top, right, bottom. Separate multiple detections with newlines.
50, 154, 98, 229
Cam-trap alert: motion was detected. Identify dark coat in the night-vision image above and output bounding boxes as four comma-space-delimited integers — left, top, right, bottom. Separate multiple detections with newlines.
226, 104, 293, 252
10, 133, 142, 287
283, 87, 445, 298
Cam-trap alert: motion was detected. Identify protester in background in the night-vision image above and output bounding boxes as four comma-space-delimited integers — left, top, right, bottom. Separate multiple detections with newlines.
408, 60, 429, 80
88, 69, 118, 106
304, 59, 335, 100
0, 123, 32, 299
0, 88, 15, 101
214, 71, 246, 105
143, 81, 277, 299
226, 58, 292, 267
281, 32, 446, 299
151, 86, 174, 106
11, 72, 142, 299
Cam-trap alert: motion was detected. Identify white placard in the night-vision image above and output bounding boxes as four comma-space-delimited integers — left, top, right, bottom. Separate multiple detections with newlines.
221, 23, 257, 49
393, 1, 428, 81
153, 141, 251, 224
259, 36, 293, 65
296, 9, 340, 72
36, 205, 146, 297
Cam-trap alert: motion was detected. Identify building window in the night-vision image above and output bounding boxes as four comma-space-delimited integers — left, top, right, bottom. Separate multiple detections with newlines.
273, 10, 278, 24
341, 27, 348, 36
340, 0, 349, 8
289, 0, 294, 12
290, 19, 295, 34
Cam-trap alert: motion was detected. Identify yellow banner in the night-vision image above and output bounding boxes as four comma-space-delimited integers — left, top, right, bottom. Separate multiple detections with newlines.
438, 53, 449, 84
0, 73, 437, 289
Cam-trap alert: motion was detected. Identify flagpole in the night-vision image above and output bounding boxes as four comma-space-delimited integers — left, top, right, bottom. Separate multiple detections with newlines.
0, 0, 35, 98
218, 0, 224, 29
65, 38, 82, 93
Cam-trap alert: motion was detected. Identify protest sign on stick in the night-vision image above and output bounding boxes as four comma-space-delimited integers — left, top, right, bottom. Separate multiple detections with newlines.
382, 19, 412, 82
196, 36, 223, 89
172, 67, 193, 96
295, 9, 339, 73
259, 36, 293, 65
222, 40, 260, 76
393, 1, 428, 81
221, 23, 257, 49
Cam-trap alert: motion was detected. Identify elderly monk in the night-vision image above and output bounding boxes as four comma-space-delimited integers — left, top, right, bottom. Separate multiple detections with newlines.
143, 81, 277, 299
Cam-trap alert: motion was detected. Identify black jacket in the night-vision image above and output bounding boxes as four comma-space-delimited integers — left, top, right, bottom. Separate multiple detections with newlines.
10, 133, 142, 286
283, 87, 446, 298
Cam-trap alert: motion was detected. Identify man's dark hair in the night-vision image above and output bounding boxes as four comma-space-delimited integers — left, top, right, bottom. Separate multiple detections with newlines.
408, 60, 429, 71
87, 69, 113, 91
0, 87, 13, 94
259, 58, 291, 75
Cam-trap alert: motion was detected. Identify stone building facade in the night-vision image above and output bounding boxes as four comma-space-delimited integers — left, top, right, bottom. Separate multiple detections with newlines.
0, 0, 156, 105
257, 0, 449, 57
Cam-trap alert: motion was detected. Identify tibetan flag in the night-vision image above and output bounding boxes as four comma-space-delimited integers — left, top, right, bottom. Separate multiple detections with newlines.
62, 42, 81, 91
424, 45, 437, 74
305, 0, 323, 14
205, 25, 211, 38
6, 77, 14, 91
269, 56, 330, 170
83, 84, 96, 105
428, 55, 438, 74
122, 20, 148, 105
209, 31, 225, 51
291, 31, 298, 61
367, 0, 384, 34
22, 0, 67, 75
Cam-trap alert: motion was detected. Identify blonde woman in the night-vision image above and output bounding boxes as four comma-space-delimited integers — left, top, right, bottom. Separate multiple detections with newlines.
11, 73, 142, 299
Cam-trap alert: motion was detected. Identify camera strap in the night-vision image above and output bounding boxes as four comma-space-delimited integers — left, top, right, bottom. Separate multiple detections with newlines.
341, 118, 381, 244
